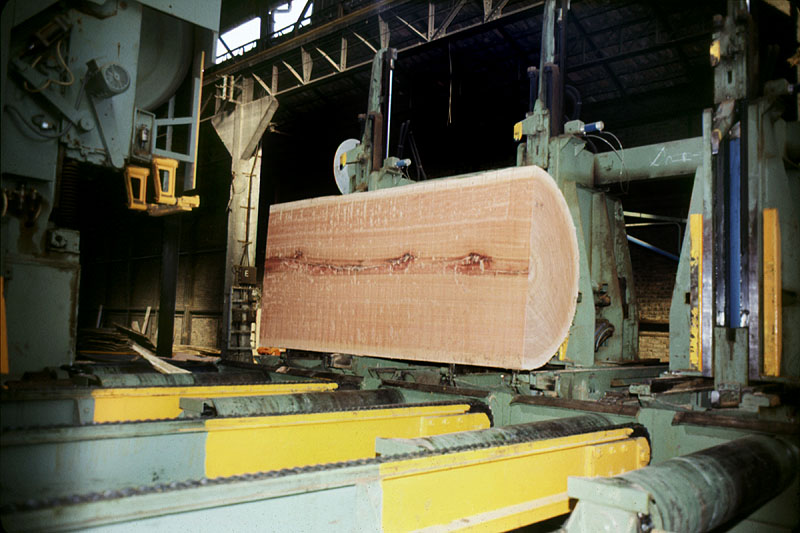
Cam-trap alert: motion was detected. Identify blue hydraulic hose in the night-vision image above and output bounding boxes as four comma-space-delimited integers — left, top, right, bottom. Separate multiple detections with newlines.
627, 235, 679, 261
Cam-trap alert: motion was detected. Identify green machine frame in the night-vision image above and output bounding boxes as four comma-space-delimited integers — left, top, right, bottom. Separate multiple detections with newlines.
1, 0, 798, 531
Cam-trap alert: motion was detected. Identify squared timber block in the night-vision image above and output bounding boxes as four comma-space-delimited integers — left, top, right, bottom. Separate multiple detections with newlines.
261, 166, 579, 370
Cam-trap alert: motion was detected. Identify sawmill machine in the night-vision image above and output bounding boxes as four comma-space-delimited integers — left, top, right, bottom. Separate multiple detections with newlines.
317, 0, 799, 527
512, 0, 799, 401
333, 47, 416, 194
0, 0, 219, 376
1, 1, 799, 531
331, 0, 800, 414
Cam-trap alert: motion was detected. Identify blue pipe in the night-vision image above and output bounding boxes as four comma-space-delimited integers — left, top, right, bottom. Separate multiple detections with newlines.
627, 235, 679, 261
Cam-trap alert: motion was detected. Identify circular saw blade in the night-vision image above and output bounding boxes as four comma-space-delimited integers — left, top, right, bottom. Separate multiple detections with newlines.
333, 138, 360, 194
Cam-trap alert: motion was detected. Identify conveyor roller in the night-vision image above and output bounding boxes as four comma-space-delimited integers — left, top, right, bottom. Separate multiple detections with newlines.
566, 434, 799, 533
376, 414, 616, 455
181, 388, 406, 417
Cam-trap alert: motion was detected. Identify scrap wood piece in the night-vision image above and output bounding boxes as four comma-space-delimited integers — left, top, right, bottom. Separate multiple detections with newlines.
130, 342, 191, 374
174, 344, 222, 356
77, 328, 134, 354
261, 165, 579, 370
142, 306, 152, 333
170, 353, 221, 363
114, 323, 156, 352
172, 344, 222, 363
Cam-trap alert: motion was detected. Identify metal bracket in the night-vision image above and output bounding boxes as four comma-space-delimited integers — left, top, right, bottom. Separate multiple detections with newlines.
47, 229, 80, 254
10, 58, 92, 131
85, 60, 130, 169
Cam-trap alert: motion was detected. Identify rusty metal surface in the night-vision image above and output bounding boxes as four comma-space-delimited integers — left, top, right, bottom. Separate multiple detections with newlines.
671, 411, 800, 435
381, 379, 491, 398
510, 394, 640, 416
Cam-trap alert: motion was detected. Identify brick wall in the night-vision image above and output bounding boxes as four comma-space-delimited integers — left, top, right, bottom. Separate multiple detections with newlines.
633, 249, 677, 323
639, 332, 670, 362
629, 236, 679, 361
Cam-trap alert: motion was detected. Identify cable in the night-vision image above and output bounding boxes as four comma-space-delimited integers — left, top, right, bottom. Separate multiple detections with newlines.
600, 130, 629, 192
4, 104, 72, 139
51, 39, 75, 87
584, 133, 619, 158
585, 132, 628, 192
23, 39, 74, 93
23, 56, 50, 93
7, 62, 85, 141
238, 143, 260, 267
447, 43, 453, 126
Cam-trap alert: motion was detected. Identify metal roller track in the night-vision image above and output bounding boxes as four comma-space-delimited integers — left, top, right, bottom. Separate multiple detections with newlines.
1, 381, 339, 427
376, 414, 621, 455
5, 423, 648, 509
1, 421, 650, 533
183, 388, 406, 417
0, 399, 492, 505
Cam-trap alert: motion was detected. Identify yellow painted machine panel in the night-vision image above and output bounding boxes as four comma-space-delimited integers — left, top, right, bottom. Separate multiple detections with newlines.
379, 428, 650, 532
689, 213, 703, 372
204, 404, 490, 478
90, 382, 337, 422
763, 208, 782, 377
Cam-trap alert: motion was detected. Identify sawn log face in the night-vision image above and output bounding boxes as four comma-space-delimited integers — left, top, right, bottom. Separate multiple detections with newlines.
261, 166, 578, 370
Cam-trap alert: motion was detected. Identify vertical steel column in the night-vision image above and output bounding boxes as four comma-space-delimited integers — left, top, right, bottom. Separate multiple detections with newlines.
157, 216, 181, 358
713, 139, 728, 328
700, 110, 715, 377
211, 78, 277, 358
538, 0, 556, 96
726, 134, 742, 326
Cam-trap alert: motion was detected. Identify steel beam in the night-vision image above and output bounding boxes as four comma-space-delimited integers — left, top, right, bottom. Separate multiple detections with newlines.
204, 1, 546, 99
156, 215, 180, 358
568, 12, 627, 97
207, 0, 404, 83
569, 32, 710, 73
593, 137, 703, 185
210, 80, 279, 359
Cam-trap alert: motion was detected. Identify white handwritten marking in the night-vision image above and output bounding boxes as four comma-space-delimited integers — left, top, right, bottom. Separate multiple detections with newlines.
650, 146, 666, 167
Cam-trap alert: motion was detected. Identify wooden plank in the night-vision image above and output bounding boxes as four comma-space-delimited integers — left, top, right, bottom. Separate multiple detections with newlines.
261, 166, 579, 370
130, 342, 191, 374
142, 306, 152, 334
114, 323, 156, 351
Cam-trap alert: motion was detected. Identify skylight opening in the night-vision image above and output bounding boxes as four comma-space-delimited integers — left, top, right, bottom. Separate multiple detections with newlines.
272, 1, 313, 38
216, 17, 261, 64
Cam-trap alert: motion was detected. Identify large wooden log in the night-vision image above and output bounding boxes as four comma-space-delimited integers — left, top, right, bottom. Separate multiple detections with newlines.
261, 166, 579, 370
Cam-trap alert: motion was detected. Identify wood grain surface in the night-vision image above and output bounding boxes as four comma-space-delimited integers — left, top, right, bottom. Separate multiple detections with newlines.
260, 166, 578, 370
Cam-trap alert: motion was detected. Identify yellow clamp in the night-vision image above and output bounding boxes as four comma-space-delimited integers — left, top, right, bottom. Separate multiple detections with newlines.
152, 157, 179, 206
709, 40, 721, 67
513, 121, 523, 141
124, 165, 150, 211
